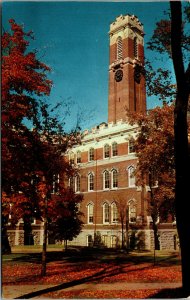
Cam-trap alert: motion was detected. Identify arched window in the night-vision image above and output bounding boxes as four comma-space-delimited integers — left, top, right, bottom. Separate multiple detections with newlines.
128, 200, 137, 223
128, 166, 136, 187
103, 170, 110, 189
89, 148, 94, 161
103, 202, 110, 223
112, 169, 118, 188
112, 142, 118, 156
88, 173, 94, 191
76, 151, 81, 163
104, 144, 110, 158
134, 37, 138, 58
87, 203, 94, 224
117, 36, 123, 60
76, 175, 80, 192
111, 202, 118, 223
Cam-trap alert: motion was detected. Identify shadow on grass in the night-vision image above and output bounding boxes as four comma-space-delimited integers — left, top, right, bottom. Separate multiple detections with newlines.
14, 265, 117, 299
3, 247, 181, 266
11, 260, 181, 299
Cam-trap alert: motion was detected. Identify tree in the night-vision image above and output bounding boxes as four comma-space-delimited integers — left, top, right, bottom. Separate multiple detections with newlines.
145, 2, 190, 295
115, 197, 129, 250
170, 2, 190, 296
2, 19, 52, 253
28, 100, 81, 276
2, 20, 83, 278
129, 105, 175, 251
48, 188, 83, 250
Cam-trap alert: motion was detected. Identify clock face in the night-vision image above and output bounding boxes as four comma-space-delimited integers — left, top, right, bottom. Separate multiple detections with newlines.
115, 69, 123, 82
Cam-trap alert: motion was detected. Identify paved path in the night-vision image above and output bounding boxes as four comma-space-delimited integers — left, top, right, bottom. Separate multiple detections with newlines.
2, 282, 181, 299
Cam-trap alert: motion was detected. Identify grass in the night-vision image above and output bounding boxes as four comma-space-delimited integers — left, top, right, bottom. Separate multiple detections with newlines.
2, 246, 181, 266
2, 248, 182, 299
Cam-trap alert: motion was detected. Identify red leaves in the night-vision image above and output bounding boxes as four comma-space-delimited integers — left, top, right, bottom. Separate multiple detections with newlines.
128, 104, 176, 219
2, 260, 182, 285
2, 259, 182, 298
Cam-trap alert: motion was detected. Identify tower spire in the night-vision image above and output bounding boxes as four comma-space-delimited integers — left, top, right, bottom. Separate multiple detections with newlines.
108, 14, 146, 123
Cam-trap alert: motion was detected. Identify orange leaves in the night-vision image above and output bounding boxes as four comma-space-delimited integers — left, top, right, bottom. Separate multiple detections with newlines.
2, 260, 182, 285
2, 259, 182, 298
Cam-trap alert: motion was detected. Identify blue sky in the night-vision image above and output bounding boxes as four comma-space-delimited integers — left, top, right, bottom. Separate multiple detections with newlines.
2, 1, 173, 130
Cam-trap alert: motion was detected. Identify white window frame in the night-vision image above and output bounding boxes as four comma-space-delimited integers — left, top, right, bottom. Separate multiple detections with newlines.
89, 148, 94, 161
111, 235, 117, 248
69, 152, 75, 164
87, 235, 93, 247
111, 202, 118, 223
75, 175, 80, 192
104, 144, 110, 158
88, 173, 94, 191
103, 170, 110, 190
112, 142, 118, 157
128, 166, 136, 187
128, 200, 137, 223
87, 203, 94, 224
102, 235, 108, 247
103, 202, 110, 224
111, 169, 118, 189
76, 151, 81, 164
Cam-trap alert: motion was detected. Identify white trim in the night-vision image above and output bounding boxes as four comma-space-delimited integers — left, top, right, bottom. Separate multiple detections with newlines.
103, 202, 110, 224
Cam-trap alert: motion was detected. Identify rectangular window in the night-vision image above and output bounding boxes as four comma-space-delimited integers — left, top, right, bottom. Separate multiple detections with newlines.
104, 171, 110, 189
87, 235, 93, 247
88, 204, 94, 224
112, 204, 118, 223
112, 143, 118, 156
111, 236, 117, 248
112, 170, 118, 188
129, 139, 135, 153
104, 144, 110, 158
76, 176, 80, 192
77, 151, 81, 163
104, 203, 110, 223
89, 174, 94, 191
102, 235, 108, 247
89, 148, 94, 161
128, 166, 136, 187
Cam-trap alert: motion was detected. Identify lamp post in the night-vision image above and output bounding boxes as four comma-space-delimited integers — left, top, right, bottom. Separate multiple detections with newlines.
41, 185, 48, 276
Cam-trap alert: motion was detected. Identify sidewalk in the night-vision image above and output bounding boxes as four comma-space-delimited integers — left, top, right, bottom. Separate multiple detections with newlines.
2, 282, 181, 299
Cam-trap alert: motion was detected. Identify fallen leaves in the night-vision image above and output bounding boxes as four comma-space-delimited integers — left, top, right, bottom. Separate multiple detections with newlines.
2, 260, 181, 286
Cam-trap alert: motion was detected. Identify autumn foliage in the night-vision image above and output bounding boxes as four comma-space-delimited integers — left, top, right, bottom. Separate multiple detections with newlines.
129, 104, 175, 221
2, 20, 83, 259
2, 19, 52, 221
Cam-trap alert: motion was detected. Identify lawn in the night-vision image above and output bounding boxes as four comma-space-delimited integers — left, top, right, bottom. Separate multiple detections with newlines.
2, 247, 182, 298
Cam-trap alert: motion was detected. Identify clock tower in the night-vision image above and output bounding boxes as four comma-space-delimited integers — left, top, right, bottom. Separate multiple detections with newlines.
108, 14, 146, 123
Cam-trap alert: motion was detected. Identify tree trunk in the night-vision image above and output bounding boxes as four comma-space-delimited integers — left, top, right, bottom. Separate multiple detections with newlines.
152, 214, 160, 250
121, 220, 124, 249
170, 1, 190, 296
41, 196, 48, 276
2, 225, 11, 254
126, 206, 129, 252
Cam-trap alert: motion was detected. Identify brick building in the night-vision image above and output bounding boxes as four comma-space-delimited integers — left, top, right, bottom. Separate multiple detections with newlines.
65, 14, 178, 250
7, 14, 178, 250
